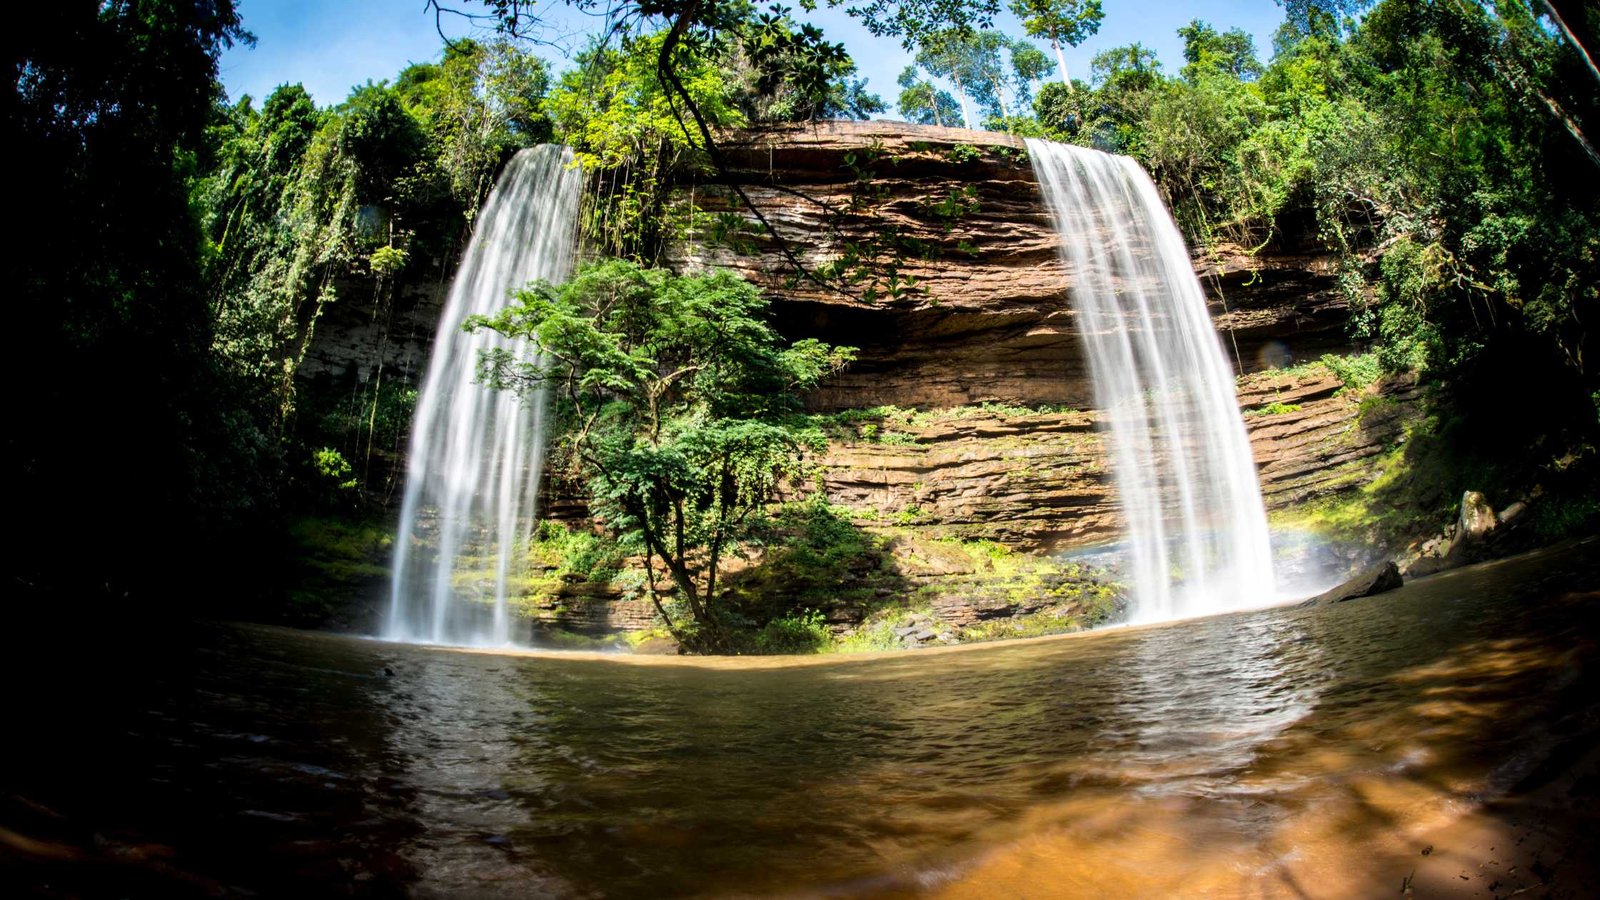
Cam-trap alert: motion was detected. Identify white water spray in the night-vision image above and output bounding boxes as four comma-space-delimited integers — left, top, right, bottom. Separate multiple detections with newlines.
1026, 139, 1275, 622
386, 146, 581, 645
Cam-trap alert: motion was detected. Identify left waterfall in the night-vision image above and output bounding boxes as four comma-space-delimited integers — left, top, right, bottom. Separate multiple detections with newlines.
385, 146, 582, 646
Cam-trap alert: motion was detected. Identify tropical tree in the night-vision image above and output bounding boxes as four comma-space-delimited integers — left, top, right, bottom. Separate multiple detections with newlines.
1091, 42, 1164, 92
896, 65, 962, 125
1007, 0, 1104, 89
469, 261, 855, 650
914, 29, 983, 127
912, 29, 1050, 126
1177, 19, 1264, 82
12, 0, 261, 600
729, 6, 885, 121
1001, 38, 1054, 115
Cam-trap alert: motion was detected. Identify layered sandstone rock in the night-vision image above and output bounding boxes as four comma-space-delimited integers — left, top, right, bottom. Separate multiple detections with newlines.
299, 276, 450, 386
525, 367, 1419, 635
675, 121, 1353, 410
816, 368, 1420, 553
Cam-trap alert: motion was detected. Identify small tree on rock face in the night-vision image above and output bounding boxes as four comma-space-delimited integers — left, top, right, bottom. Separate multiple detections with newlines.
470, 261, 855, 651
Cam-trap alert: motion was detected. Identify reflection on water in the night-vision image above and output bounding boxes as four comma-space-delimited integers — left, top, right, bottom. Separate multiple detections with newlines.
5, 540, 1598, 897
1110, 612, 1321, 799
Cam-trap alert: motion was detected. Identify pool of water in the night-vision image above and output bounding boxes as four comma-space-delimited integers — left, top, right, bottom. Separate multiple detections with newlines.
6, 539, 1598, 897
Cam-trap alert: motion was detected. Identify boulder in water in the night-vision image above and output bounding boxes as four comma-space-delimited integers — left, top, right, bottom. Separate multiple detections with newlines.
1298, 561, 1403, 607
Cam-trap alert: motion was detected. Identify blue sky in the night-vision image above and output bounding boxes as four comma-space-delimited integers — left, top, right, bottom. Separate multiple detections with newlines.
220, 0, 1293, 112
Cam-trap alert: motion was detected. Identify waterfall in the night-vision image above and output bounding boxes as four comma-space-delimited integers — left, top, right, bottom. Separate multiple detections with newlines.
1026, 139, 1275, 622
385, 146, 581, 645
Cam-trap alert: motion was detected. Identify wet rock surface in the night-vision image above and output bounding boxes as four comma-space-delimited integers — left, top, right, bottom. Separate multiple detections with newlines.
1299, 560, 1404, 607
814, 369, 1423, 553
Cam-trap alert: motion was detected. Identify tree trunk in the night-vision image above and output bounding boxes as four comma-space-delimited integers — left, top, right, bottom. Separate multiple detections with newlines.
952, 76, 973, 129
1053, 38, 1074, 91
1537, 0, 1600, 88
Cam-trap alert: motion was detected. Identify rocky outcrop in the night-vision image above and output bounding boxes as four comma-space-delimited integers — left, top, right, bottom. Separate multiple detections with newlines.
1404, 490, 1505, 577
817, 410, 1115, 549
516, 584, 657, 637
291, 122, 1400, 640
299, 278, 448, 386
815, 367, 1422, 552
1297, 560, 1403, 607
675, 121, 1354, 411
299, 122, 1359, 421
1238, 371, 1422, 508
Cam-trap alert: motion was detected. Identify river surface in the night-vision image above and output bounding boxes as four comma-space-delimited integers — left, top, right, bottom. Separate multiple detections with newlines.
6, 540, 1599, 898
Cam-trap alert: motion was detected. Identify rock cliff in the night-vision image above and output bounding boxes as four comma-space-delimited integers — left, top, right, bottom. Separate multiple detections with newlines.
676, 121, 1355, 410
301, 122, 1358, 413
814, 368, 1419, 553
522, 365, 1418, 636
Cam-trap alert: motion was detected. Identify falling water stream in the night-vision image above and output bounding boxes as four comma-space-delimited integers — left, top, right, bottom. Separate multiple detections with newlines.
1027, 139, 1276, 622
386, 146, 581, 646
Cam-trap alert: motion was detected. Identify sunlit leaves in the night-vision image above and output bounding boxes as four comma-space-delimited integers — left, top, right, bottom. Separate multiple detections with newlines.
470, 261, 853, 644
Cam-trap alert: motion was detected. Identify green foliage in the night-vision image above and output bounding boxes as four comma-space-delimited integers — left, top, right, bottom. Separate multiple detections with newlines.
1247, 401, 1303, 416
395, 40, 554, 210
897, 65, 963, 125
1178, 19, 1263, 82
753, 609, 833, 653
368, 245, 410, 277
1532, 493, 1600, 541
910, 28, 1052, 126
546, 31, 738, 260
12, 1, 274, 600
1091, 43, 1164, 92
945, 143, 984, 164
312, 447, 359, 492
284, 515, 394, 625
546, 11, 880, 261
471, 260, 855, 650
530, 521, 625, 584
1320, 352, 1382, 393
731, 7, 885, 121
199, 39, 553, 433
1009, 0, 1104, 82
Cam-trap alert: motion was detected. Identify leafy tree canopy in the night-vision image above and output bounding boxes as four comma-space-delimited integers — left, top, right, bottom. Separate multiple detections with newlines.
469, 261, 856, 649
1007, 0, 1103, 86
1178, 19, 1263, 82
896, 64, 963, 125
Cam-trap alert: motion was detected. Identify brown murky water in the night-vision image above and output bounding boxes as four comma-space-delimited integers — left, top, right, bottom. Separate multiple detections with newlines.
6, 539, 1599, 898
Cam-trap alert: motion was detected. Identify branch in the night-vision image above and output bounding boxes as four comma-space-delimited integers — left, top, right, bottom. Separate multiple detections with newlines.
653, 10, 857, 301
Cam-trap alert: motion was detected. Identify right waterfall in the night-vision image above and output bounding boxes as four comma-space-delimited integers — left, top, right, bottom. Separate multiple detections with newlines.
1026, 138, 1276, 622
